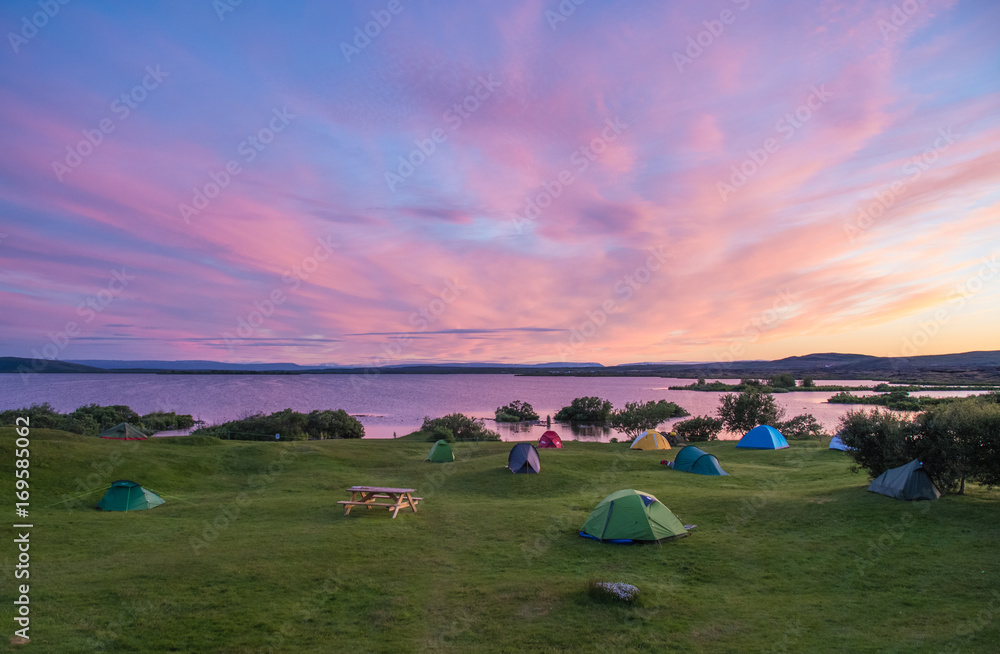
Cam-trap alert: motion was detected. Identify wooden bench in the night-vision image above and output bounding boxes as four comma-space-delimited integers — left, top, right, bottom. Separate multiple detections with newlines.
338, 486, 422, 518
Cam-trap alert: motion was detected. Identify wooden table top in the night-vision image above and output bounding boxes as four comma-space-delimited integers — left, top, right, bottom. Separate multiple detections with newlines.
347, 486, 416, 494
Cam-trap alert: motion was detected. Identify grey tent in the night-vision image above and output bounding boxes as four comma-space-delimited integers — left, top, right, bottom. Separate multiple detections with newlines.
98, 422, 148, 440
868, 459, 940, 501
507, 443, 540, 474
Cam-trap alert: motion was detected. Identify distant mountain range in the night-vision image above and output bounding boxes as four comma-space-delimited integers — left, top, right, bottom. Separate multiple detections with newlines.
1, 351, 998, 382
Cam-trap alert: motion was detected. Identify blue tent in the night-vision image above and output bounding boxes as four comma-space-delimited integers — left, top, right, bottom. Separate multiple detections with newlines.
737, 425, 789, 450
829, 433, 852, 451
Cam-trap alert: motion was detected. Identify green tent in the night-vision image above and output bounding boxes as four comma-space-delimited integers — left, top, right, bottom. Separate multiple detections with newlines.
579, 489, 689, 543
671, 445, 729, 476
96, 480, 165, 512
426, 439, 454, 463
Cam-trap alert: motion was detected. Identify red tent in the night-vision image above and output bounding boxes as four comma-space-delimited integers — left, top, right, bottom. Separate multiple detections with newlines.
538, 431, 563, 448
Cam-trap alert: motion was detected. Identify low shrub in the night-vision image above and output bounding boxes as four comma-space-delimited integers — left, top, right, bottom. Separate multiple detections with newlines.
495, 400, 539, 422
674, 415, 724, 442
421, 414, 499, 442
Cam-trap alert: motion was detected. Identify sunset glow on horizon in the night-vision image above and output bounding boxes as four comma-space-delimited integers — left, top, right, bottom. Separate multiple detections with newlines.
1, 0, 998, 366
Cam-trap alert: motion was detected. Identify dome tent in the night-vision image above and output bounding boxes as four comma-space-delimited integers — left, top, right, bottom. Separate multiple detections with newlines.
579, 489, 689, 543
737, 425, 789, 450
507, 443, 540, 474
96, 480, 164, 512
829, 433, 852, 451
630, 430, 670, 450
868, 459, 940, 501
426, 439, 454, 462
538, 431, 563, 449
98, 422, 148, 440
671, 445, 729, 476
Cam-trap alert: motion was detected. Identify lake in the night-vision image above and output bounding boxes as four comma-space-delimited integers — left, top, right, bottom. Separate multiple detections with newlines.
0, 374, 982, 441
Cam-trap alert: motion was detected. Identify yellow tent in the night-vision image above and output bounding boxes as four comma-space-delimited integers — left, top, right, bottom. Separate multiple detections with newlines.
630, 430, 671, 450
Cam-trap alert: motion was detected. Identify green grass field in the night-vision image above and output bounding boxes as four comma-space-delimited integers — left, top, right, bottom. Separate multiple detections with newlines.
3, 428, 999, 653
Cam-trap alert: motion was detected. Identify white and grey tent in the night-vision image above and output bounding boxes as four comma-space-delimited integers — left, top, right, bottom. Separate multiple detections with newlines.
868, 459, 940, 501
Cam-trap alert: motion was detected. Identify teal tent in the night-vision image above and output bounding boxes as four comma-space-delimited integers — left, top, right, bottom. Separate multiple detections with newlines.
671, 445, 729, 476
96, 480, 164, 511
737, 425, 789, 449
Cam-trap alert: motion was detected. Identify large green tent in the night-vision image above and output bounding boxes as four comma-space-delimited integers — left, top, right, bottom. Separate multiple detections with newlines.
96, 480, 165, 511
671, 445, 729, 476
579, 489, 689, 543
426, 439, 454, 463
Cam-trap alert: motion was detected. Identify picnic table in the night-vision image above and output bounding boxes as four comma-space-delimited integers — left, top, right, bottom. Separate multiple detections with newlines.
338, 486, 422, 519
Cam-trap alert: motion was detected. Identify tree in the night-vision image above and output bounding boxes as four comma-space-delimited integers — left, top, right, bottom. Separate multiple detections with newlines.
421, 414, 500, 441
607, 400, 689, 441
914, 398, 1000, 493
306, 409, 365, 439
768, 373, 796, 389
800, 377, 815, 388
495, 400, 540, 423
836, 408, 917, 480
554, 397, 613, 423
673, 415, 724, 442
717, 389, 786, 435
776, 413, 825, 440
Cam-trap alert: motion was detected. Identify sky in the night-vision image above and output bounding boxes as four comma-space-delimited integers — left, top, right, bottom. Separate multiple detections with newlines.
1, 0, 998, 367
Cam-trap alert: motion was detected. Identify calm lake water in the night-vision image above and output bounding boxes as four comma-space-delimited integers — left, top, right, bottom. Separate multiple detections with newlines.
0, 374, 983, 441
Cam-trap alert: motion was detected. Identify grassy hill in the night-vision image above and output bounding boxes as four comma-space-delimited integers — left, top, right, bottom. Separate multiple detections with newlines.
2, 429, 998, 652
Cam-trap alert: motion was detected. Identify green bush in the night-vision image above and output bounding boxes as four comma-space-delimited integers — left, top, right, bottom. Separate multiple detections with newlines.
674, 415, 724, 442
768, 373, 797, 389
0, 403, 196, 437
428, 425, 455, 443
194, 408, 364, 440
140, 411, 196, 431
555, 397, 613, 423
777, 413, 826, 440
421, 414, 499, 442
495, 400, 539, 422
